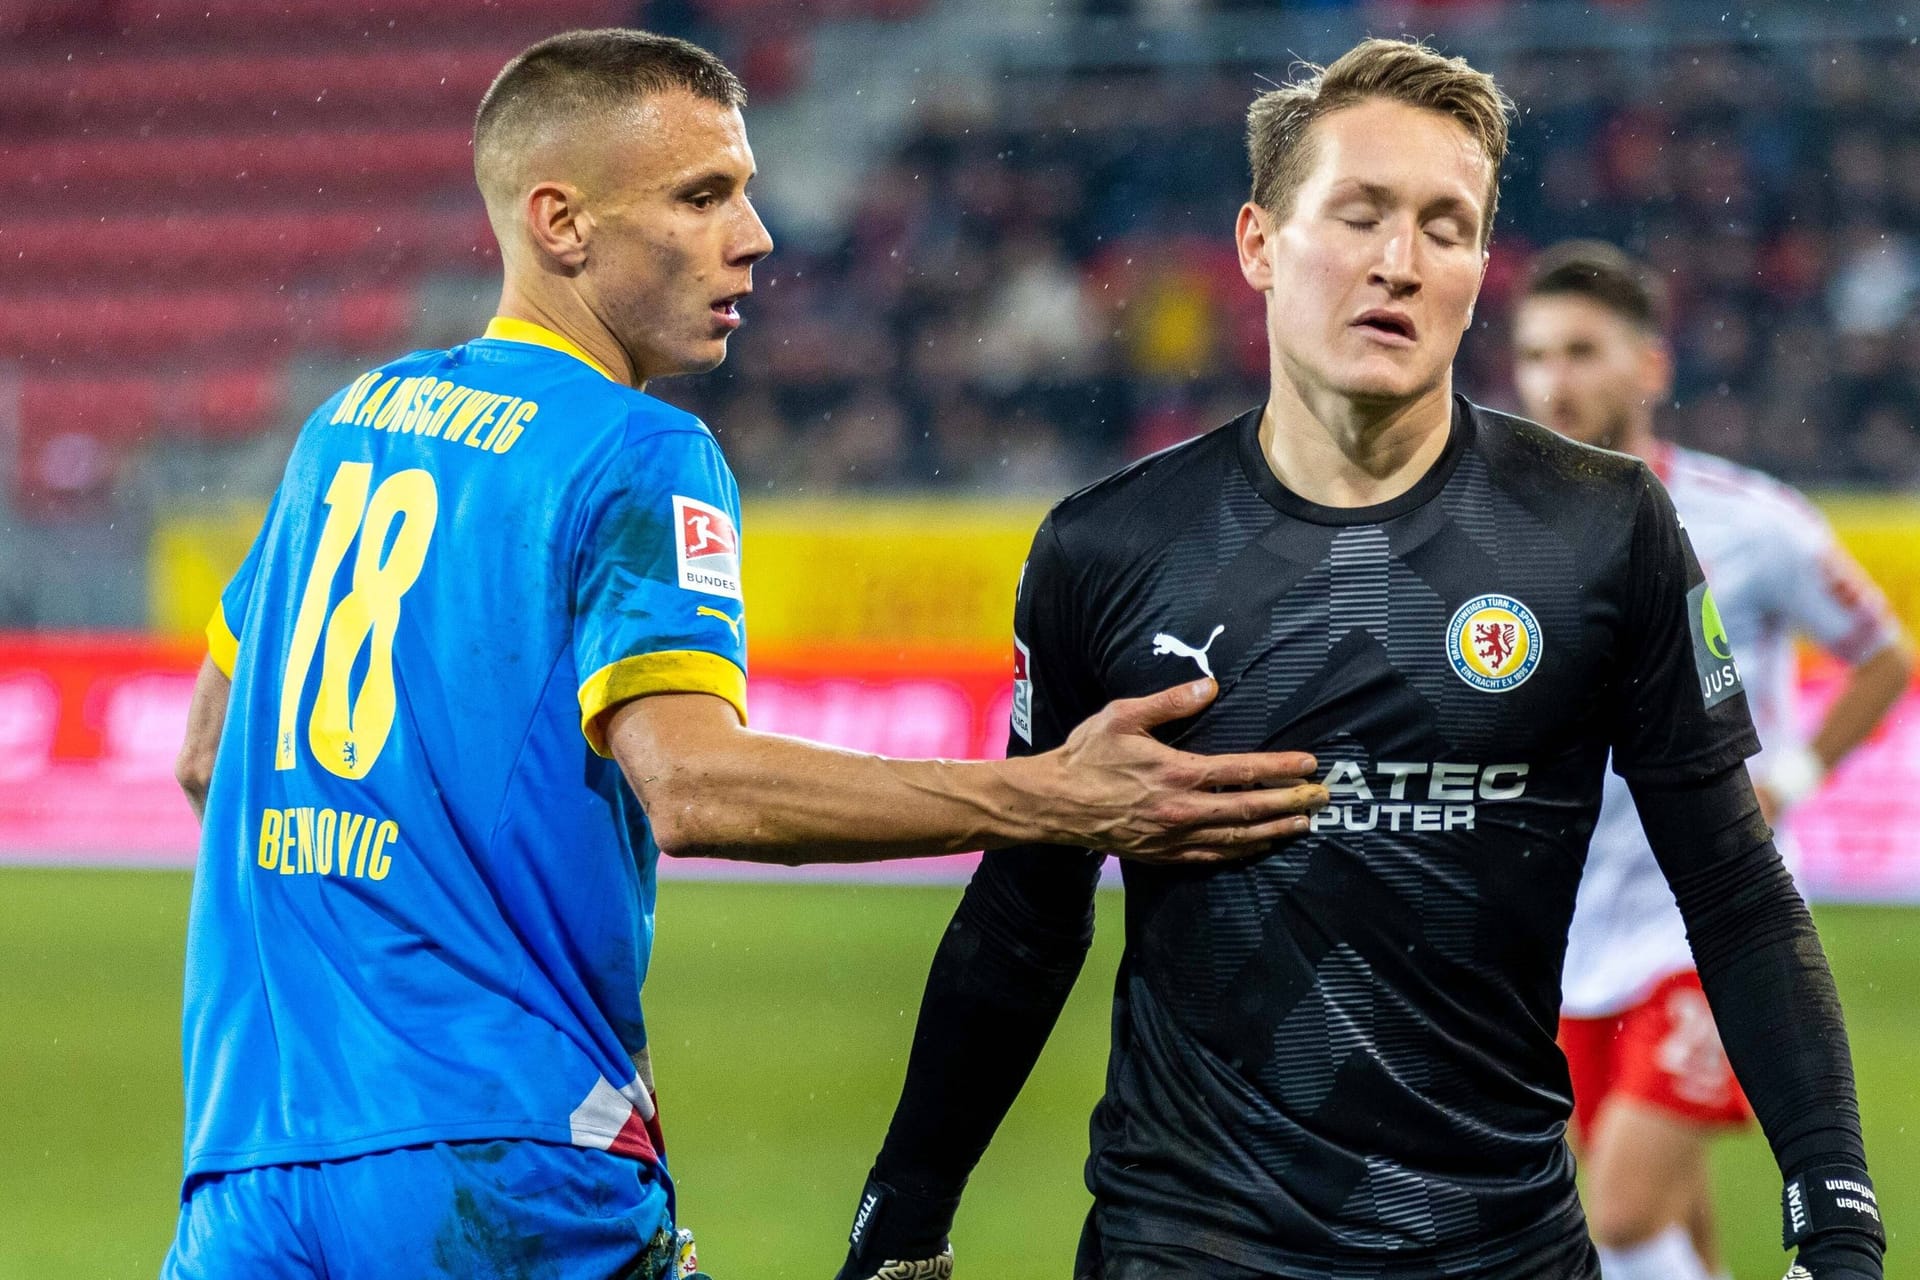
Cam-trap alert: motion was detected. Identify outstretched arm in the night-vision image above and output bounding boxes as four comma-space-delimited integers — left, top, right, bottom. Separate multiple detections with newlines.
606, 683, 1320, 866
1633, 767, 1884, 1279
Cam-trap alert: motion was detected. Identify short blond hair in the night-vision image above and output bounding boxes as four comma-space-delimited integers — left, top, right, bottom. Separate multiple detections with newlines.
1247, 38, 1514, 246
474, 29, 745, 202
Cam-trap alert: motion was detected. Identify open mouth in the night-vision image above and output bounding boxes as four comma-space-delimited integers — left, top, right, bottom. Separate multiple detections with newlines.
712, 293, 746, 326
1353, 310, 1416, 343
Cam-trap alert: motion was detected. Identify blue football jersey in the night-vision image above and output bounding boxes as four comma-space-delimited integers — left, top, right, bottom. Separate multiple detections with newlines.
183, 318, 748, 1189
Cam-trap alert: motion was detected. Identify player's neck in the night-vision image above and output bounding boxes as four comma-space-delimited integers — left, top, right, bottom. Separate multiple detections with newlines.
494, 281, 640, 389
1257, 375, 1454, 509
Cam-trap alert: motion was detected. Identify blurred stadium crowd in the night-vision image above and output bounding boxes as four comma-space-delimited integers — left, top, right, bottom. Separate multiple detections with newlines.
687, 29, 1920, 496
3, 0, 1919, 625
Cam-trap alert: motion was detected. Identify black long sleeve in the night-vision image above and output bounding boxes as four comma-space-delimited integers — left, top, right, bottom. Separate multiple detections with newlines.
866, 844, 1104, 1202
1630, 763, 1866, 1177
858, 513, 1110, 1204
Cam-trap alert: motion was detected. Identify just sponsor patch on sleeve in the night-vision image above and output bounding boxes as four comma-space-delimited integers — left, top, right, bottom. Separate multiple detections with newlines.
1687, 581, 1744, 708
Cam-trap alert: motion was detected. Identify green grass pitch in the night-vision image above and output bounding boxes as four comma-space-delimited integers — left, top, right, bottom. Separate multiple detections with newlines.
1, 869, 1913, 1278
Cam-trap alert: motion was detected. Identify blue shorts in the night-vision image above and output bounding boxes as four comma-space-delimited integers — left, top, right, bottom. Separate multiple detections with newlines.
161, 1139, 674, 1280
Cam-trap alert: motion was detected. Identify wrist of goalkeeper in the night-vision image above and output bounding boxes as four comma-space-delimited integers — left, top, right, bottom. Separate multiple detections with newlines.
1783, 1164, 1885, 1279
834, 1173, 961, 1280
1789, 1231, 1884, 1279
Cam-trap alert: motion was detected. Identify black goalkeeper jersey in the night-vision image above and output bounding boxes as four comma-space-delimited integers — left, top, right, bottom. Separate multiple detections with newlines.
1008, 399, 1759, 1277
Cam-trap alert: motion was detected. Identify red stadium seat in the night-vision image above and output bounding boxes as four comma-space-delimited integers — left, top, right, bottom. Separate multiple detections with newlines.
0, 47, 518, 133
104, 0, 622, 42
10, 369, 288, 511
3, 127, 477, 203
0, 0, 826, 503
19, 377, 163, 446
698, 0, 926, 18
8, 209, 495, 286
0, 286, 414, 362
19, 370, 283, 439
0, 0, 108, 40
331, 289, 414, 351
177, 369, 286, 439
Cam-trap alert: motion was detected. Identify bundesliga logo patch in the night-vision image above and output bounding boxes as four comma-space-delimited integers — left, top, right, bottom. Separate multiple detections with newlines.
672, 495, 742, 600
1447, 593, 1542, 692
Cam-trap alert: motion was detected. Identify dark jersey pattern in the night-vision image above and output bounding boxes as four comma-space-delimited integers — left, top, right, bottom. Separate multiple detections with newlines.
1010, 399, 1759, 1278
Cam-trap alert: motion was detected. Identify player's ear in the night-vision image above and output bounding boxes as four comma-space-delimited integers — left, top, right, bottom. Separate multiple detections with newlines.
1236, 202, 1274, 291
525, 181, 592, 273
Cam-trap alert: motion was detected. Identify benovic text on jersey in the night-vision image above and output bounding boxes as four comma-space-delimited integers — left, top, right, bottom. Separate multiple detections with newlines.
255, 806, 402, 881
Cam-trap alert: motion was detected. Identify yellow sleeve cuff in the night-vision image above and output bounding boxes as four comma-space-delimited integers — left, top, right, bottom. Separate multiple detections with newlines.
578, 649, 748, 757
206, 604, 240, 678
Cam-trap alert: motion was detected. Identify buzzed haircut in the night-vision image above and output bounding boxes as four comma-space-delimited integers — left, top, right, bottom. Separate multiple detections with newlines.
1246, 37, 1514, 246
1524, 240, 1670, 335
473, 28, 746, 190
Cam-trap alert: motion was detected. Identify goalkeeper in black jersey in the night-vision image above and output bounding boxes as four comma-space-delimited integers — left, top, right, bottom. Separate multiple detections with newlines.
833, 36, 1885, 1280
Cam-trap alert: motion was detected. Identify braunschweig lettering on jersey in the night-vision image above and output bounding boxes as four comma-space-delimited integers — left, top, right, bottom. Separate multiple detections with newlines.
327, 371, 535, 455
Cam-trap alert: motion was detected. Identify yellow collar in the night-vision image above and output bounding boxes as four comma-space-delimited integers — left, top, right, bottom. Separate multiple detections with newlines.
482, 316, 620, 383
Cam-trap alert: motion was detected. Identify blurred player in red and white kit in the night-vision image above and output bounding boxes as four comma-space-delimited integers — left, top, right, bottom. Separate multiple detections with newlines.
1514, 240, 1914, 1280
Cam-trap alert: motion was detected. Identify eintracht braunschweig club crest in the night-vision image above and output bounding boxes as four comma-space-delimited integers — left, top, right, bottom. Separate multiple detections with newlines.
1447, 593, 1542, 692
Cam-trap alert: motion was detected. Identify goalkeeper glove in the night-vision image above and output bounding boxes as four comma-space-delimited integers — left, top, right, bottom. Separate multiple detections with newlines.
1781, 1166, 1885, 1280
832, 1176, 959, 1280
1784, 1236, 1881, 1279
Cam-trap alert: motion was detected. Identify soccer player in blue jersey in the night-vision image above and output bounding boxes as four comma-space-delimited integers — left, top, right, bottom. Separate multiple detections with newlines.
160, 30, 1326, 1280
